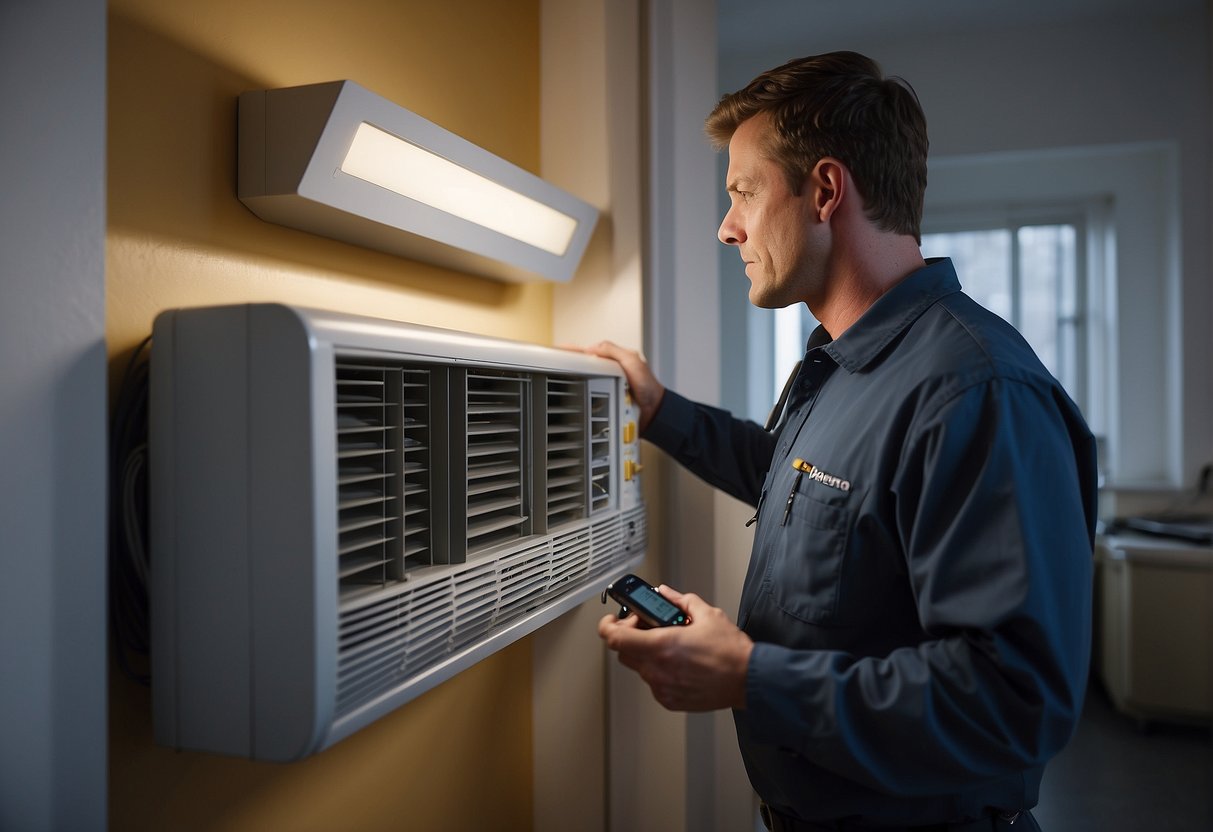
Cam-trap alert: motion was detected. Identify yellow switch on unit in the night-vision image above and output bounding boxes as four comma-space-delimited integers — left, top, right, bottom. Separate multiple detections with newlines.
624, 459, 645, 481
623, 421, 637, 444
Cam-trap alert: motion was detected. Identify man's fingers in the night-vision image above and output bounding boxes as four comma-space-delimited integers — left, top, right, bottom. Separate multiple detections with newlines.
657, 584, 686, 604
599, 613, 652, 649
582, 339, 626, 360
657, 585, 711, 617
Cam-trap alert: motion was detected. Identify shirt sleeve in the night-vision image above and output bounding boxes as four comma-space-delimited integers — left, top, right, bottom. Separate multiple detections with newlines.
643, 389, 778, 508
743, 376, 1097, 795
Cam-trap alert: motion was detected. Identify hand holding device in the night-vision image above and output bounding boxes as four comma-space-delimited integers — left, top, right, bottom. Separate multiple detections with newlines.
597, 582, 753, 711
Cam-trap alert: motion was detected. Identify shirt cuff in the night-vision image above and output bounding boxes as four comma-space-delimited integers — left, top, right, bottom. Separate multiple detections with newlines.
641, 388, 696, 451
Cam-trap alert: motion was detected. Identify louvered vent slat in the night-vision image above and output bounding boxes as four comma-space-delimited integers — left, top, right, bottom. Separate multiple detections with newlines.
339, 447, 395, 460
339, 490, 395, 511
467, 477, 520, 498
467, 495, 524, 518
468, 423, 520, 436
337, 470, 392, 487
467, 462, 521, 480
340, 513, 393, 535
338, 531, 396, 557
467, 441, 522, 458
468, 514, 529, 539
465, 372, 528, 553
546, 499, 582, 516
546, 377, 586, 528
337, 554, 390, 581
547, 473, 581, 489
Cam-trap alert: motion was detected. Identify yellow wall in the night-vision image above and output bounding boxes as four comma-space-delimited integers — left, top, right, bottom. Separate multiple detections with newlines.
108, 1, 545, 828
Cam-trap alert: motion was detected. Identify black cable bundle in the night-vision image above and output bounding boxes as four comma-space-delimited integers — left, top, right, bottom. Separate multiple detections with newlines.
109, 335, 152, 685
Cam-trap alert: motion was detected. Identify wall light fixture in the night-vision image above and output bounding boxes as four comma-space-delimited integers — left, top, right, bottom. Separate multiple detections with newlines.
238, 81, 598, 283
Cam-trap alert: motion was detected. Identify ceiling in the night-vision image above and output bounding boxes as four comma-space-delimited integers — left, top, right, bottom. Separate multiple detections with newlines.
718, 0, 1205, 62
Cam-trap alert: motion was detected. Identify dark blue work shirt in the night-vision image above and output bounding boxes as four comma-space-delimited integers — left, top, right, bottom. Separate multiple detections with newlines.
644, 258, 1097, 825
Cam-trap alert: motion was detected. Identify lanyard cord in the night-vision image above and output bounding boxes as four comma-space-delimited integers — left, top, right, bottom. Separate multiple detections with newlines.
764, 358, 803, 432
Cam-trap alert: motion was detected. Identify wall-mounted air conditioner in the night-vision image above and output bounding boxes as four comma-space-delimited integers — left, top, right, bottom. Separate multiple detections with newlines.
149, 304, 646, 761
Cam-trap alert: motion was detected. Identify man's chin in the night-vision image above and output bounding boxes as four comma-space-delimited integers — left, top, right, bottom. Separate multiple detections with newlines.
747, 288, 782, 310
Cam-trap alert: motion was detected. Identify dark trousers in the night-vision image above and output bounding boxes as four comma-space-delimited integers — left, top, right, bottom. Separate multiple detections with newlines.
759, 803, 1043, 832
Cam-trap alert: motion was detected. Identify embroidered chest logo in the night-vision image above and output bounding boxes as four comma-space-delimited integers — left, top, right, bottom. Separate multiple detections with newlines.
792, 457, 852, 492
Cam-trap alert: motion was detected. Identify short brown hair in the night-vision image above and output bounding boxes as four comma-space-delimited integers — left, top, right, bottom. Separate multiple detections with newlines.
706, 51, 928, 242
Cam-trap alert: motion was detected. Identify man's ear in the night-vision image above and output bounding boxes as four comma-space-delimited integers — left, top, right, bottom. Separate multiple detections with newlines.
810, 157, 848, 222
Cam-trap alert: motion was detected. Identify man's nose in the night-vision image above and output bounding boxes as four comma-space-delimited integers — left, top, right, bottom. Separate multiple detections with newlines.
718, 208, 745, 246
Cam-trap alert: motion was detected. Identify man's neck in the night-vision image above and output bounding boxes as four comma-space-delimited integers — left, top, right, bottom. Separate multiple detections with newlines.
813, 234, 926, 338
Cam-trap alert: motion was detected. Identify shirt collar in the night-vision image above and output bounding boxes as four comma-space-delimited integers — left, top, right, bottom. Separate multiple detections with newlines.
814, 257, 962, 373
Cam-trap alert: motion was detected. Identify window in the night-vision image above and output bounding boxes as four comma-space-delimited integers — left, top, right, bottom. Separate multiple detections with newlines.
764, 202, 1110, 436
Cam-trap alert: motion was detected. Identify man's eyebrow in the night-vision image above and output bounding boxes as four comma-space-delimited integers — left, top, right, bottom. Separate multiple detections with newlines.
727, 178, 756, 193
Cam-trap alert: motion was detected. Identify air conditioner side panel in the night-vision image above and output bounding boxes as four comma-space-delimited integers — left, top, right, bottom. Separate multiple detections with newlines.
151, 308, 253, 755
248, 304, 334, 760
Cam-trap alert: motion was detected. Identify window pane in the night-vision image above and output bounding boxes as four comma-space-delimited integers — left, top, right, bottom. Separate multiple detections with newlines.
771, 304, 820, 404
922, 230, 1013, 321
1017, 224, 1077, 387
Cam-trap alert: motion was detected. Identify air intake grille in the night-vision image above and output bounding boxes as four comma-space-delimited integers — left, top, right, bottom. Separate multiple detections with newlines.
545, 376, 586, 528
334, 510, 645, 718
466, 372, 529, 552
335, 364, 402, 594
336, 578, 454, 714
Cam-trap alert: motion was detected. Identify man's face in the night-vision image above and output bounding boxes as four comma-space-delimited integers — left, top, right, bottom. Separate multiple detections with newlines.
717, 115, 823, 309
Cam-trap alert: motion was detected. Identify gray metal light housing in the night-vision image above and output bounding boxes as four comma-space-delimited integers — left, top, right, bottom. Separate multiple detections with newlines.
238, 81, 598, 283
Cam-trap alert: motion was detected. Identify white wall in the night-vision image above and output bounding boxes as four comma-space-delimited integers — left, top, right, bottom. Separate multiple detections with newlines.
720, 8, 1212, 488
0, 0, 109, 829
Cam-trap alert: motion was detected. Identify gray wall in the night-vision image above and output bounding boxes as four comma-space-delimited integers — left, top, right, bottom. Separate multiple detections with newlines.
0, 0, 108, 828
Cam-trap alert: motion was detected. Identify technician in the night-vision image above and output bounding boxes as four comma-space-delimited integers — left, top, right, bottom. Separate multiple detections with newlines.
591, 51, 1097, 831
